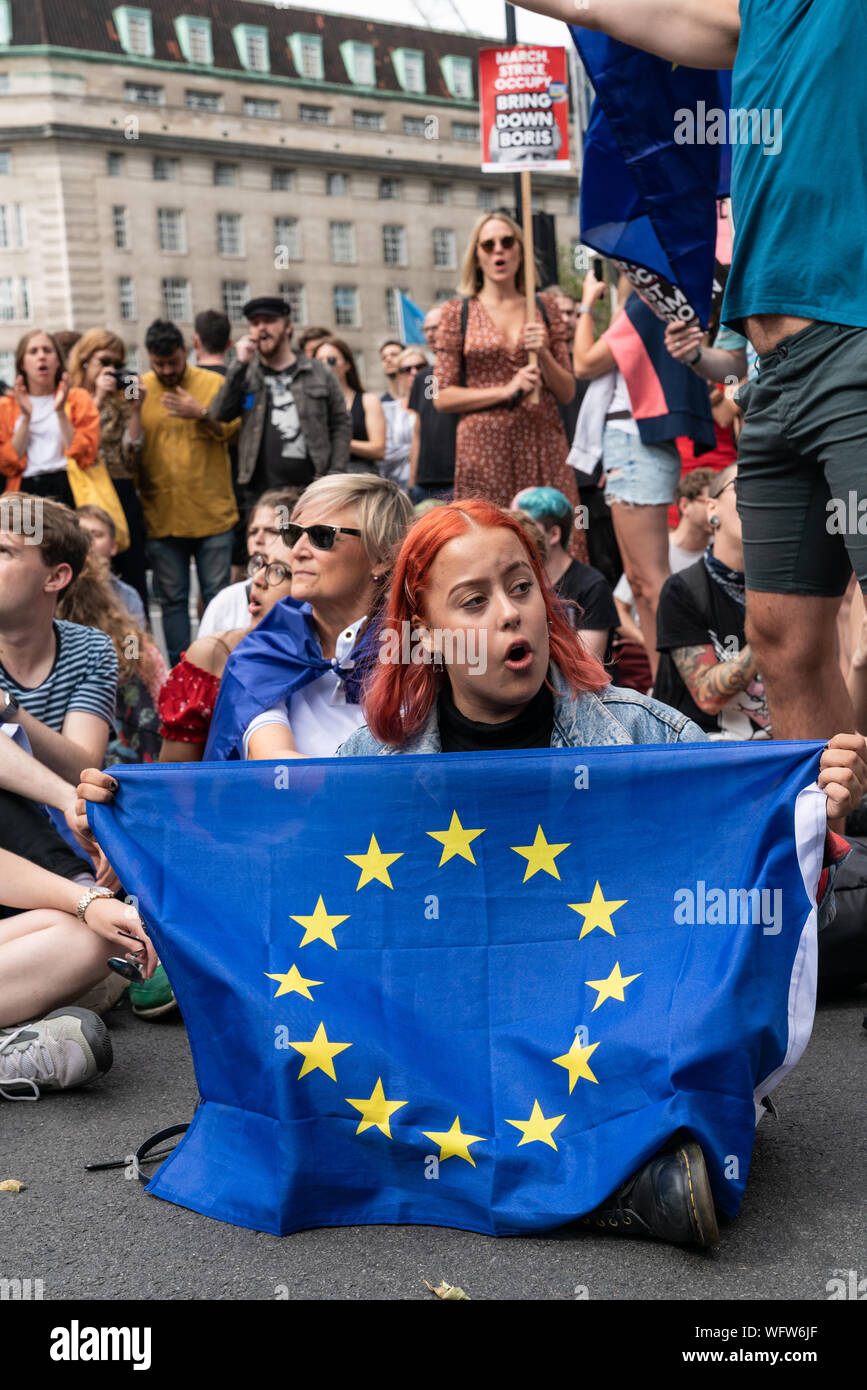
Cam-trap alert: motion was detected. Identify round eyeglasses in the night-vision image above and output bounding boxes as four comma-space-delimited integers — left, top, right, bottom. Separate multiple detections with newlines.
247, 555, 291, 586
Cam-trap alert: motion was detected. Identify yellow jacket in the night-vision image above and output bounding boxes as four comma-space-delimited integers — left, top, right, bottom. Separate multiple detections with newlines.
137, 365, 240, 539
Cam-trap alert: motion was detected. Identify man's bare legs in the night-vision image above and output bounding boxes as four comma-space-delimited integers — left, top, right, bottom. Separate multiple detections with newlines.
746, 591, 855, 740
610, 502, 671, 679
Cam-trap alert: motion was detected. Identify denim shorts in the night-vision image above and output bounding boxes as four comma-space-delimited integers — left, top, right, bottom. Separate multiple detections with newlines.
601, 425, 681, 506
735, 321, 867, 596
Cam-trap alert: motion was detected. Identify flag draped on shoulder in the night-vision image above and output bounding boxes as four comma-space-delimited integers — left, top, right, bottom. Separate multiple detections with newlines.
571, 26, 732, 327
90, 740, 826, 1237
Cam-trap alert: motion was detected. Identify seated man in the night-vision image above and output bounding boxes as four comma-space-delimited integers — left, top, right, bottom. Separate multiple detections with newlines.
655, 466, 770, 740
511, 486, 618, 663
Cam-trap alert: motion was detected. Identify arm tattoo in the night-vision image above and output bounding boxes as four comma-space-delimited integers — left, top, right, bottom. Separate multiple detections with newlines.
672, 643, 756, 713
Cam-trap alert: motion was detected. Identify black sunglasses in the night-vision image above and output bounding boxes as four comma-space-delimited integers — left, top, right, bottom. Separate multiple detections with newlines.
478, 234, 516, 254
280, 523, 362, 551
399, 363, 424, 374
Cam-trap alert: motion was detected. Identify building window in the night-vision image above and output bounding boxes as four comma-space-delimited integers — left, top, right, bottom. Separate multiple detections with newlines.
0, 2, 10, 47
213, 162, 238, 186
112, 206, 129, 250
107, 152, 123, 177
0, 77, 7, 97
244, 97, 279, 119
185, 90, 223, 111
153, 156, 178, 181
440, 55, 474, 100
0, 350, 14, 382
175, 15, 213, 66
382, 225, 407, 266
333, 287, 359, 328
478, 186, 496, 211
402, 116, 426, 138
217, 212, 243, 256
124, 82, 163, 106
430, 183, 451, 205
379, 177, 401, 201
0, 151, 8, 176
275, 217, 302, 260
289, 33, 324, 81
125, 346, 140, 372
326, 172, 348, 197
299, 104, 332, 125
340, 40, 375, 87
393, 48, 425, 95
385, 287, 407, 333
569, 193, 580, 217
157, 208, 186, 253
433, 228, 456, 270
118, 276, 137, 322
222, 280, 249, 322
271, 167, 294, 191
114, 7, 154, 59
330, 222, 355, 265
434, 288, 455, 303
452, 121, 480, 143
0, 205, 25, 250
279, 284, 305, 322
352, 109, 384, 131
162, 278, 192, 321
232, 24, 269, 74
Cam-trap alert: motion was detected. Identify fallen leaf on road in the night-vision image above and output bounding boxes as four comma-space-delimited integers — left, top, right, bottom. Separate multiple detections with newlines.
424, 1279, 470, 1300
0, 1179, 25, 1192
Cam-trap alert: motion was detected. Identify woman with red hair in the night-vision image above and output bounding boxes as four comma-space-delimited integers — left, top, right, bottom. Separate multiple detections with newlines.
338, 498, 867, 1250
348, 498, 701, 755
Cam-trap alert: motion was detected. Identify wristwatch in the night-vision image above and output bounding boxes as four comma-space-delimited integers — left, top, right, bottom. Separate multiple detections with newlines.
577, 305, 594, 316
0, 688, 20, 721
76, 886, 115, 922
687, 347, 703, 367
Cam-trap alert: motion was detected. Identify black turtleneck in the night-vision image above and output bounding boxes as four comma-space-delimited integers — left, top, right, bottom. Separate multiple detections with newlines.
438, 683, 554, 753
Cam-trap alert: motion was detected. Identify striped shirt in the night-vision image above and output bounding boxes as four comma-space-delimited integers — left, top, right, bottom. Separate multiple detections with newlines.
0, 620, 118, 731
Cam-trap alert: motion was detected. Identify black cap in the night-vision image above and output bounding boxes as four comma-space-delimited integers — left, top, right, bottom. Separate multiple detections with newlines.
242, 296, 292, 321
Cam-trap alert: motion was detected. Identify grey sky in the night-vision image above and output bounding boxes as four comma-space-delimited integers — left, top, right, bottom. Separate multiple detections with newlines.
259, 0, 569, 45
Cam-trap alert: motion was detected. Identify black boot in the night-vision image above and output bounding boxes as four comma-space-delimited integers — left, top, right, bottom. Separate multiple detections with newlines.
578, 1140, 719, 1247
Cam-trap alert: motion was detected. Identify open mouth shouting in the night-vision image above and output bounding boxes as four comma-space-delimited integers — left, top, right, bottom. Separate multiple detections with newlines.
504, 639, 533, 672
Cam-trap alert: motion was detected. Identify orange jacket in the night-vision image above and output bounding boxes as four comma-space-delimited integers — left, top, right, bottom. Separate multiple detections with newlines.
0, 388, 101, 491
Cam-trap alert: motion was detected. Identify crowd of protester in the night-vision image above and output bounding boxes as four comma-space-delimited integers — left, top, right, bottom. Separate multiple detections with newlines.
2, 219, 866, 1250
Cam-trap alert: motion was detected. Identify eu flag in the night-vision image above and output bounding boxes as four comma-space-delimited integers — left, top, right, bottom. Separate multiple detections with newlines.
571, 27, 732, 326
90, 740, 825, 1236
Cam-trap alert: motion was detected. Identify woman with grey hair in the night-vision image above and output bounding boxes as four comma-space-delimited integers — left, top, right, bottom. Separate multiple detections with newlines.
196, 474, 414, 760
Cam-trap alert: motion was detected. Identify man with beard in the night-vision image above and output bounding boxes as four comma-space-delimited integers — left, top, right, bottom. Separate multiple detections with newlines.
209, 298, 352, 518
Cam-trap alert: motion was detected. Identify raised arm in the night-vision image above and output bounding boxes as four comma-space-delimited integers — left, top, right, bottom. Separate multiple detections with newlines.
514, 0, 740, 70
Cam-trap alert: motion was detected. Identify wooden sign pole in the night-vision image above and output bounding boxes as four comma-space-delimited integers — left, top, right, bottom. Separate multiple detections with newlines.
520, 168, 539, 404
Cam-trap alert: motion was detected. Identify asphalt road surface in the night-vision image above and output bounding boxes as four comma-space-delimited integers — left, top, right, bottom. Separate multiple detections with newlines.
3, 988, 865, 1302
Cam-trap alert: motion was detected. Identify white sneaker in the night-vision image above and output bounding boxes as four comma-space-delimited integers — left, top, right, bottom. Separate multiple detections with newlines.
0, 1007, 113, 1100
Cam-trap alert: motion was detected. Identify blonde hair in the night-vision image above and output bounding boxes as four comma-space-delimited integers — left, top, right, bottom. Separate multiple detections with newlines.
458, 212, 527, 297
291, 475, 413, 569
68, 328, 126, 391
396, 347, 429, 369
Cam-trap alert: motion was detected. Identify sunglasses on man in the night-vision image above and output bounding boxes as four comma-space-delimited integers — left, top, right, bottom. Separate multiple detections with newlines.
279, 523, 362, 551
478, 235, 517, 254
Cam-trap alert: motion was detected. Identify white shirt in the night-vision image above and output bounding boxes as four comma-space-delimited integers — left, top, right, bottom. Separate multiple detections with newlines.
606, 372, 639, 435
614, 539, 704, 619
243, 615, 368, 758
198, 580, 252, 638
24, 395, 65, 476
381, 399, 415, 487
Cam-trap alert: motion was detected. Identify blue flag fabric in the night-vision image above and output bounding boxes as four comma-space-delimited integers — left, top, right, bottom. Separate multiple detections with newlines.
398, 292, 428, 346
570, 27, 732, 327
90, 740, 825, 1237
203, 598, 377, 762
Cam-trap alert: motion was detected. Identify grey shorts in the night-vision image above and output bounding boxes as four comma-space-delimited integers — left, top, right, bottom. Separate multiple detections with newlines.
735, 321, 867, 597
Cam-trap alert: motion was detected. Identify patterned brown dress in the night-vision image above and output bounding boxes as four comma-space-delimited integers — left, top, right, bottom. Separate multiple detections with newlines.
435, 292, 588, 562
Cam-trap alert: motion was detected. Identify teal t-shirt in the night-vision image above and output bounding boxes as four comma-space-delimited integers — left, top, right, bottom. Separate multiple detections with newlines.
722, 0, 867, 331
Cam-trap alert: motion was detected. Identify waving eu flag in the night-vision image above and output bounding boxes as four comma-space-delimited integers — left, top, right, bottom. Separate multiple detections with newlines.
571, 27, 732, 326
90, 741, 825, 1237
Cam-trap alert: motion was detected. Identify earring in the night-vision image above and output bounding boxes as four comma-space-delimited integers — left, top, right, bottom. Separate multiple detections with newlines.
709, 515, 721, 528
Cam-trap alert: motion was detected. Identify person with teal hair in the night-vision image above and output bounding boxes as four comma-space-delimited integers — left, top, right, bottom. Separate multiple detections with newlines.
511, 486, 618, 664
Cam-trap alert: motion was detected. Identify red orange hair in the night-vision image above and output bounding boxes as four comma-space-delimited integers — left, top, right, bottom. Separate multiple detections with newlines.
363, 498, 609, 746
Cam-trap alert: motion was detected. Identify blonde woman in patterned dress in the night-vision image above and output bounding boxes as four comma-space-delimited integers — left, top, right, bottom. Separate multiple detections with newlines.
433, 213, 588, 562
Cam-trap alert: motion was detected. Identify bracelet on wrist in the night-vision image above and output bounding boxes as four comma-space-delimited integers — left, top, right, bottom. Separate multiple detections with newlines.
687, 347, 703, 367
76, 886, 115, 923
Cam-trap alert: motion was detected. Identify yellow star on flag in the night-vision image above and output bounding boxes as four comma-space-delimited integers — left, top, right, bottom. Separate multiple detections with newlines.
288, 1021, 352, 1081
568, 881, 627, 938
426, 810, 485, 867
289, 896, 349, 949
511, 824, 570, 882
552, 1037, 600, 1094
505, 1099, 566, 1151
345, 1077, 408, 1138
345, 833, 404, 890
585, 961, 642, 1012
422, 1115, 486, 1167
264, 964, 323, 1000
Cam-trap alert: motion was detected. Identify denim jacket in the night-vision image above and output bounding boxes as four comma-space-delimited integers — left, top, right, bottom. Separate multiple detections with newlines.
337, 666, 707, 757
